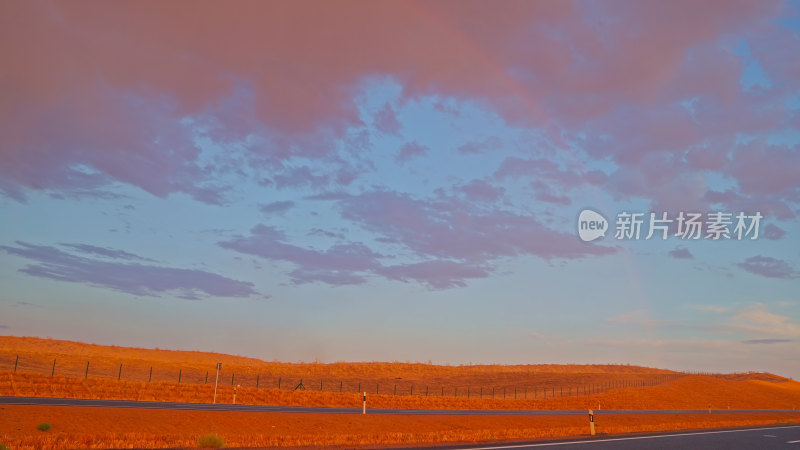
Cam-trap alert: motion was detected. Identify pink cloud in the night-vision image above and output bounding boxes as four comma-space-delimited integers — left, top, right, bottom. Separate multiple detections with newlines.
374, 102, 402, 135
337, 190, 617, 261
0, 241, 258, 299
395, 141, 429, 164
218, 225, 381, 286
763, 223, 786, 240
0, 1, 785, 203
457, 136, 502, 155
377, 260, 492, 290
727, 141, 800, 197
668, 246, 694, 259
259, 201, 295, 214
458, 179, 505, 202
737, 255, 797, 279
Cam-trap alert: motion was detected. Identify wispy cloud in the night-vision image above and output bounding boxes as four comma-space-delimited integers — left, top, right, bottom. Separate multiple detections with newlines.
0, 242, 259, 300
729, 304, 800, 339
688, 304, 729, 314
737, 256, 797, 279
742, 339, 791, 345
259, 200, 295, 214
668, 246, 694, 259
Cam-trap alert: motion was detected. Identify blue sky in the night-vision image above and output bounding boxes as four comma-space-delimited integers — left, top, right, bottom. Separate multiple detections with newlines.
1, 1, 799, 378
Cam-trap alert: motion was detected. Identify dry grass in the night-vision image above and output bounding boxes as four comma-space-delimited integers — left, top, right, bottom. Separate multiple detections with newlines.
0, 405, 798, 449
3, 371, 800, 411
1, 336, 799, 412
0, 336, 677, 395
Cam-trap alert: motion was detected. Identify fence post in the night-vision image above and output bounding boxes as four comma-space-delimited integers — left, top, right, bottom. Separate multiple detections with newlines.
278, 377, 281, 389
504, 387, 506, 399
340, 381, 342, 392
358, 382, 361, 393
394, 384, 397, 395
411, 385, 414, 396
14, 354, 18, 373
149, 367, 152, 382
231, 373, 235, 385
178, 369, 182, 384
51, 358, 56, 377
441, 386, 444, 396
425, 385, 428, 397
85, 361, 89, 379
205, 372, 208, 384
321, 379, 323, 391
376, 382, 378, 394
118, 364, 122, 380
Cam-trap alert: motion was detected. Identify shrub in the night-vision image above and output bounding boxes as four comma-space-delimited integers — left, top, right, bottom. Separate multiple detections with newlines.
197, 434, 224, 448
0, 442, 9, 450
37, 422, 51, 431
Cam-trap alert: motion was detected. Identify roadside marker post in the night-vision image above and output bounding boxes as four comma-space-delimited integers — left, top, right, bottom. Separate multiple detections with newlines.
363, 392, 367, 415
233, 384, 240, 405
213, 363, 222, 404
589, 409, 595, 436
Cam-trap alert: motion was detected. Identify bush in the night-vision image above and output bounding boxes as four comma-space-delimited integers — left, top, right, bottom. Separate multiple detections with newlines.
0, 442, 9, 450
197, 434, 224, 448
36, 422, 51, 431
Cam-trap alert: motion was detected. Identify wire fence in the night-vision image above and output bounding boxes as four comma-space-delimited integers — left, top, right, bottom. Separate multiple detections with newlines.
0, 352, 685, 400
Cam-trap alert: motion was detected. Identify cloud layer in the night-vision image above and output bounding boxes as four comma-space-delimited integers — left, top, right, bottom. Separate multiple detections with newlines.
0, 242, 258, 299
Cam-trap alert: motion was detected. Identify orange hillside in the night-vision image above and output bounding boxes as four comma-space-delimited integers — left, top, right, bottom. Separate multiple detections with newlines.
0, 336, 677, 394
1, 335, 798, 411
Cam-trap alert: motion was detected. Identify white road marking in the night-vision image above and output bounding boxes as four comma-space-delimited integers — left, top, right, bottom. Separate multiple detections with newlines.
450, 425, 800, 449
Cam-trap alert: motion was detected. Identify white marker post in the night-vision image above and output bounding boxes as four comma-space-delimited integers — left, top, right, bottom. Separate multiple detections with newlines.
589, 409, 595, 436
233, 384, 240, 405
213, 363, 222, 404
363, 392, 367, 415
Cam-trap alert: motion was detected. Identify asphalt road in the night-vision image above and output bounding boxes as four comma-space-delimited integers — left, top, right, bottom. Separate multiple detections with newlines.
393, 425, 800, 449
1, 396, 798, 415
3, 397, 799, 449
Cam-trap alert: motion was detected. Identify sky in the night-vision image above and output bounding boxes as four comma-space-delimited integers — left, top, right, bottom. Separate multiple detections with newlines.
1, 0, 799, 379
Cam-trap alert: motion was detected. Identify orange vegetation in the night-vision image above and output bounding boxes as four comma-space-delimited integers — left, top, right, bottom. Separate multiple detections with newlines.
2, 336, 800, 412
0, 405, 798, 449
3, 371, 800, 412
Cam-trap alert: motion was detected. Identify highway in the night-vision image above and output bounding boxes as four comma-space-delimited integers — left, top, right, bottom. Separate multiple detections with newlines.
3, 397, 799, 448
1, 396, 798, 415
403, 425, 800, 449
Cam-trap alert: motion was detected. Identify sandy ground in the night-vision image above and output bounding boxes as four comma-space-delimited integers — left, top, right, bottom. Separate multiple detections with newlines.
0, 404, 799, 449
